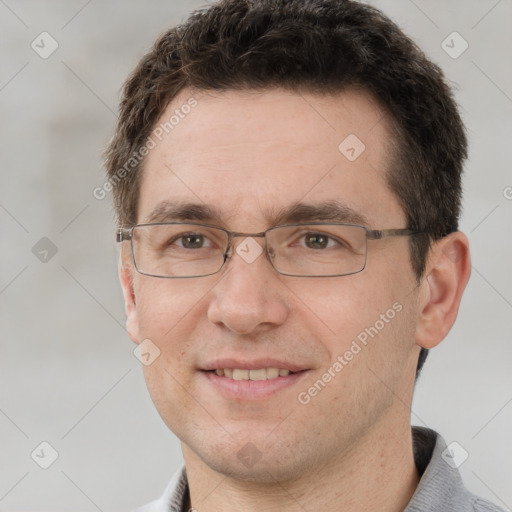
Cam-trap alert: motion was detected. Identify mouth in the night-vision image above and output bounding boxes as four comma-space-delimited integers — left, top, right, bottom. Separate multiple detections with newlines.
199, 360, 310, 400
205, 367, 299, 380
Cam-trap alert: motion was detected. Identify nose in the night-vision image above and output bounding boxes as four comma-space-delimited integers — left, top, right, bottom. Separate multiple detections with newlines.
207, 237, 289, 335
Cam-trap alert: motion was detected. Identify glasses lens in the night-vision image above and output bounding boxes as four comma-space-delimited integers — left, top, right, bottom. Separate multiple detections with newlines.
267, 224, 367, 276
132, 224, 227, 277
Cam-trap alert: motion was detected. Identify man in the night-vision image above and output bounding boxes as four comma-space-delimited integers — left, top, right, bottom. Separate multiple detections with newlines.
104, 1, 504, 510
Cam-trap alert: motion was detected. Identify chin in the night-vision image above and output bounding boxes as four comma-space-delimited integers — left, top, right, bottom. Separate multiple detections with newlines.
201, 451, 303, 484
184, 431, 313, 484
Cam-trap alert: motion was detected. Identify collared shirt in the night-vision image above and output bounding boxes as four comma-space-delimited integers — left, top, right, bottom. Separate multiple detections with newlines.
135, 427, 506, 512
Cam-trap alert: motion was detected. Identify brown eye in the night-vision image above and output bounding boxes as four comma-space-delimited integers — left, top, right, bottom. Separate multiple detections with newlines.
179, 233, 205, 249
304, 233, 330, 249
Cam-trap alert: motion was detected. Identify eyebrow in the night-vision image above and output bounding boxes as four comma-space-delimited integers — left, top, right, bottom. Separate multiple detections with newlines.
144, 199, 370, 227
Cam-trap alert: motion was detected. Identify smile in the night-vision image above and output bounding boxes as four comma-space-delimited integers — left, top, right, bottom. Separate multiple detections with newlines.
209, 368, 294, 380
201, 368, 309, 400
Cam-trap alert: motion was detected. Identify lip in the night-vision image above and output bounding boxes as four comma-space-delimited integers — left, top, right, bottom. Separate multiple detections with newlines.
199, 369, 310, 400
200, 358, 307, 373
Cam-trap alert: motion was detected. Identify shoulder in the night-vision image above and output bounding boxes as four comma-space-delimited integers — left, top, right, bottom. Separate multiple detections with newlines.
469, 495, 508, 512
408, 428, 508, 512
131, 465, 188, 512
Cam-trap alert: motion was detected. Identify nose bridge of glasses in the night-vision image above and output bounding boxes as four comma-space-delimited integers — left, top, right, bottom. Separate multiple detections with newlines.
226, 230, 268, 255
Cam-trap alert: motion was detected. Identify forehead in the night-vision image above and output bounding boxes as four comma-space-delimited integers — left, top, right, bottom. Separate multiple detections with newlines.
138, 87, 405, 229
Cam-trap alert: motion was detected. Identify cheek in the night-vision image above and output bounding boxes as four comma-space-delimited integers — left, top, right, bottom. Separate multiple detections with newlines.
134, 279, 210, 392
300, 269, 416, 391
135, 278, 209, 338
134, 280, 208, 428
287, 273, 398, 352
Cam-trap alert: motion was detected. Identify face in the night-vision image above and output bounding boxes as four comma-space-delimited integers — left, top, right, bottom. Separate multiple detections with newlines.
120, 88, 424, 481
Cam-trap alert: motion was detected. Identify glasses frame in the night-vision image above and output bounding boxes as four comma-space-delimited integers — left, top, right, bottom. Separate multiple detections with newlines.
117, 222, 423, 278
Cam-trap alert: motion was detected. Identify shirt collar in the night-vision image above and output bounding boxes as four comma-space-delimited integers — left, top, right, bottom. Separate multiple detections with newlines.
405, 427, 475, 511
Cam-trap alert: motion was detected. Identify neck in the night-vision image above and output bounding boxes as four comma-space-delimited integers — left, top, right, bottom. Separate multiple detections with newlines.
183, 418, 420, 512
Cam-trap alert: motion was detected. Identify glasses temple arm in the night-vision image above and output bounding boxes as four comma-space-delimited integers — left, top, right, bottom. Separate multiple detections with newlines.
116, 228, 133, 242
366, 228, 423, 240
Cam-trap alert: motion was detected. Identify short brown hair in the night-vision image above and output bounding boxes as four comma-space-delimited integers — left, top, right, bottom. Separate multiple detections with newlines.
104, 0, 468, 377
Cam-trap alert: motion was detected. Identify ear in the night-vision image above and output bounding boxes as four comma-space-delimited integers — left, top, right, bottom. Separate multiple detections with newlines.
118, 243, 140, 345
415, 232, 471, 349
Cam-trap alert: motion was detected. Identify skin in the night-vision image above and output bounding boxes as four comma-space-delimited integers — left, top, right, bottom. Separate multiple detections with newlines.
119, 88, 471, 511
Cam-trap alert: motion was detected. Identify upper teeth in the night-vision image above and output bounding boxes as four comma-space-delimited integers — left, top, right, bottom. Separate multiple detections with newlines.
214, 368, 291, 380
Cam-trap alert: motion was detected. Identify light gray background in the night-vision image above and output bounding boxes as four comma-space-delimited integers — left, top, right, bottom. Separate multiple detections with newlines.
1, 0, 511, 510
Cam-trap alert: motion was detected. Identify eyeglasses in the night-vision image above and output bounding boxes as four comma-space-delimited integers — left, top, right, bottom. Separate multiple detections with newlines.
116, 222, 422, 278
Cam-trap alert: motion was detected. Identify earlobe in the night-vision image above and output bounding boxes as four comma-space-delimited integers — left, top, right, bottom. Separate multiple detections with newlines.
118, 248, 140, 345
415, 232, 471, 350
